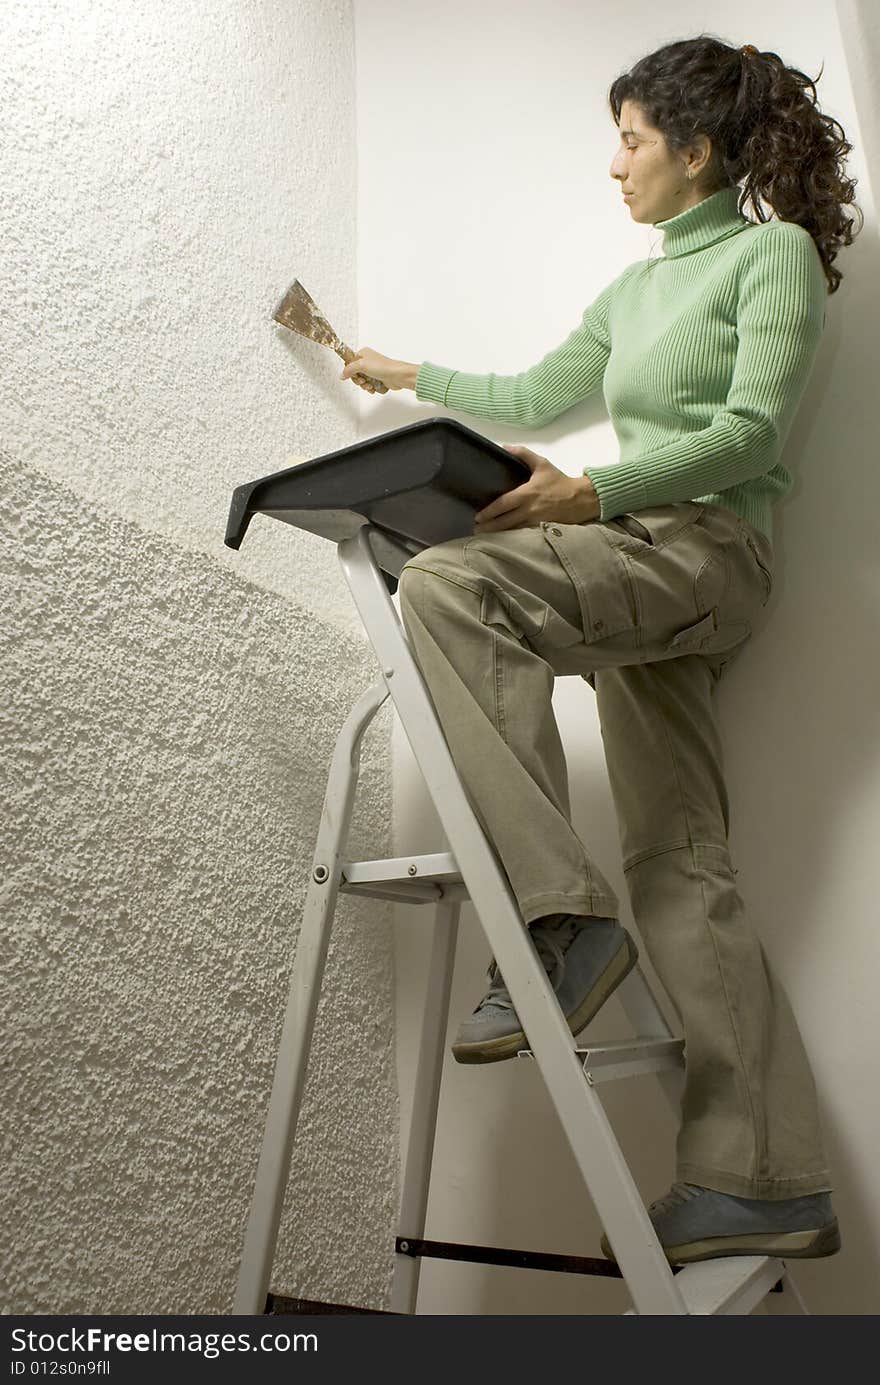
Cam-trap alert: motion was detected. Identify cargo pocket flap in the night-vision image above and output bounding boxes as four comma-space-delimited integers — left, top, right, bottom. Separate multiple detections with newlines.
667, 608, 717, 650
541, 522, 636, 640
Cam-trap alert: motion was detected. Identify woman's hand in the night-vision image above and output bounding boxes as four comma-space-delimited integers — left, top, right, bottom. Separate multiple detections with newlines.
340, 348, 419, 392
473, 444, 601, 531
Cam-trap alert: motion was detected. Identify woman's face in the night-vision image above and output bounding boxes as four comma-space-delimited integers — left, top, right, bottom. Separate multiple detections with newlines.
610, 99, 712, 225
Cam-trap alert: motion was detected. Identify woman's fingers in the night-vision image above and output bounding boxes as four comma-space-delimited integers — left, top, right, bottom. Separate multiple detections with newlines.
341, 346, 405, 390
343, 364, 375, 392
341, 347, 371, 382
342, 360, 370, 389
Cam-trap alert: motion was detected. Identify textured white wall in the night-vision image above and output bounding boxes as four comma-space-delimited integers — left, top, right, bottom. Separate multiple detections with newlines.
2, 0, 399, 1313
3, 0, 369, 630
353, 0, 880, 1313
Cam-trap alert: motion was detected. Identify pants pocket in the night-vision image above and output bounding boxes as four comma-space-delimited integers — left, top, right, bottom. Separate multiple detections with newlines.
742, 532, 773, 605
479, 583, 547, 647
666, 607, 719, 651
600, 501, 705, 554
540, 520, 637, 641
608, 514, 654, 546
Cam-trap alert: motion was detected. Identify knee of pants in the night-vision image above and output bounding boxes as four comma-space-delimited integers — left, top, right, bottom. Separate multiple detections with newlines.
400, 558, 544, 654
398, 548, 475, 605
401, 536, 471, 574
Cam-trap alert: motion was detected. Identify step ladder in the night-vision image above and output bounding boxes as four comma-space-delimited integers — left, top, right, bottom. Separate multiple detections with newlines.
230, 522, 810, 1317
224, 421, 809, 1316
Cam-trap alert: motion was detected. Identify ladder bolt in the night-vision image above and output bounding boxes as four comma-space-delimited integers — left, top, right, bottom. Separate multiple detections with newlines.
383, 666, 394, 678
312, 865, 329, 883
408, 864, 418, 875
399, 1240, 410, 1252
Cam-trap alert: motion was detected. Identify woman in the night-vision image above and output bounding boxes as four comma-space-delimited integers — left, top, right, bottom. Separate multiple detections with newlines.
341, 37, 861, 1266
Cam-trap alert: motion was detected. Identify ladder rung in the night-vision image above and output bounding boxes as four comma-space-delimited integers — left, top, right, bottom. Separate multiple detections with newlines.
518, 1037, 685, 1082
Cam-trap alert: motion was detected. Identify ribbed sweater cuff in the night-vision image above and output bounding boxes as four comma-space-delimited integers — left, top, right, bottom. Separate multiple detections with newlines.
415, 361, 456, 404
583, 462, 649, 521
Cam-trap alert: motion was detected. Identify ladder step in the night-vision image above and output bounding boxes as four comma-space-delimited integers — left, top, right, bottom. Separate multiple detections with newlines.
339, 851, 467, 903
518, 1037, 685, 1083
625, 1255, 786, 1315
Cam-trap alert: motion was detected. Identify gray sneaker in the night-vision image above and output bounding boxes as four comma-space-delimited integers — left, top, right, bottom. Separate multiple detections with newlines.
451, 914, 639, 1065
599, 1181, 842, 1265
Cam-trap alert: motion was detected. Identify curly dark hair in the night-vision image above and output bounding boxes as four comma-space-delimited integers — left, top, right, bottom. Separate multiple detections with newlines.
608, 34, 863, 293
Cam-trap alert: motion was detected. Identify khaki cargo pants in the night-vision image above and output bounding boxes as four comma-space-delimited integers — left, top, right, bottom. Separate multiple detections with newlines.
397, 500, 832, 1200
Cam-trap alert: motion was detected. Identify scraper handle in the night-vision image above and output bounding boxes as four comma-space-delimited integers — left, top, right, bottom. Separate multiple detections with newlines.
337, 344, 389, 394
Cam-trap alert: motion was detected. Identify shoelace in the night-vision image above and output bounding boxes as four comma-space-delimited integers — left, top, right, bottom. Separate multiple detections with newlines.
476, 916, 581, 1013
477, 960, 515, 1013
647, 1182, 703, 1218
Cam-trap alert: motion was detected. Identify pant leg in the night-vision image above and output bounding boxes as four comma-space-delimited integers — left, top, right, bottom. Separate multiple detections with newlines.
396, 503, 737, 924
397, 532, 621, 924
594, 656, 833, 1200
397, 504, 832, 1198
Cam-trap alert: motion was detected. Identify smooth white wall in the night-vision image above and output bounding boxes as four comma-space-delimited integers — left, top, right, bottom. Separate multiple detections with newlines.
353, 0, 880, 1313
2, 0, 400, 1313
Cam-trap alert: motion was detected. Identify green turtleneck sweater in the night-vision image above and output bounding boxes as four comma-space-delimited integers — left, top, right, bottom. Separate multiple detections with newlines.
414, 186, 827, 543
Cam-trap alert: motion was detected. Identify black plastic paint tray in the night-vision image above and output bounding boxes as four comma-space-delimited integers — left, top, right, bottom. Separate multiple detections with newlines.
224, 418, 531, 570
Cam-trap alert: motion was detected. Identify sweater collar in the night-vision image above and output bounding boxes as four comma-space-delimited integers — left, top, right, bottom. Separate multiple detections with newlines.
654, 186, 751, 258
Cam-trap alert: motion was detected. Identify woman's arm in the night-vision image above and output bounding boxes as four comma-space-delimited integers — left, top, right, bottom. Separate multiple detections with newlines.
412, 262, 639, 427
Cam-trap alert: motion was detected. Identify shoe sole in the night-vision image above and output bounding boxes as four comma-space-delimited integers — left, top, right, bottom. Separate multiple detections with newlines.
599, 1218, 841, 1265
451, 928, 639, 1065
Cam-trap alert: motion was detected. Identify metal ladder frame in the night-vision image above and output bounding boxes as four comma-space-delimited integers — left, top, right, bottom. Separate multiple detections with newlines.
232, 521, 808, 1317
